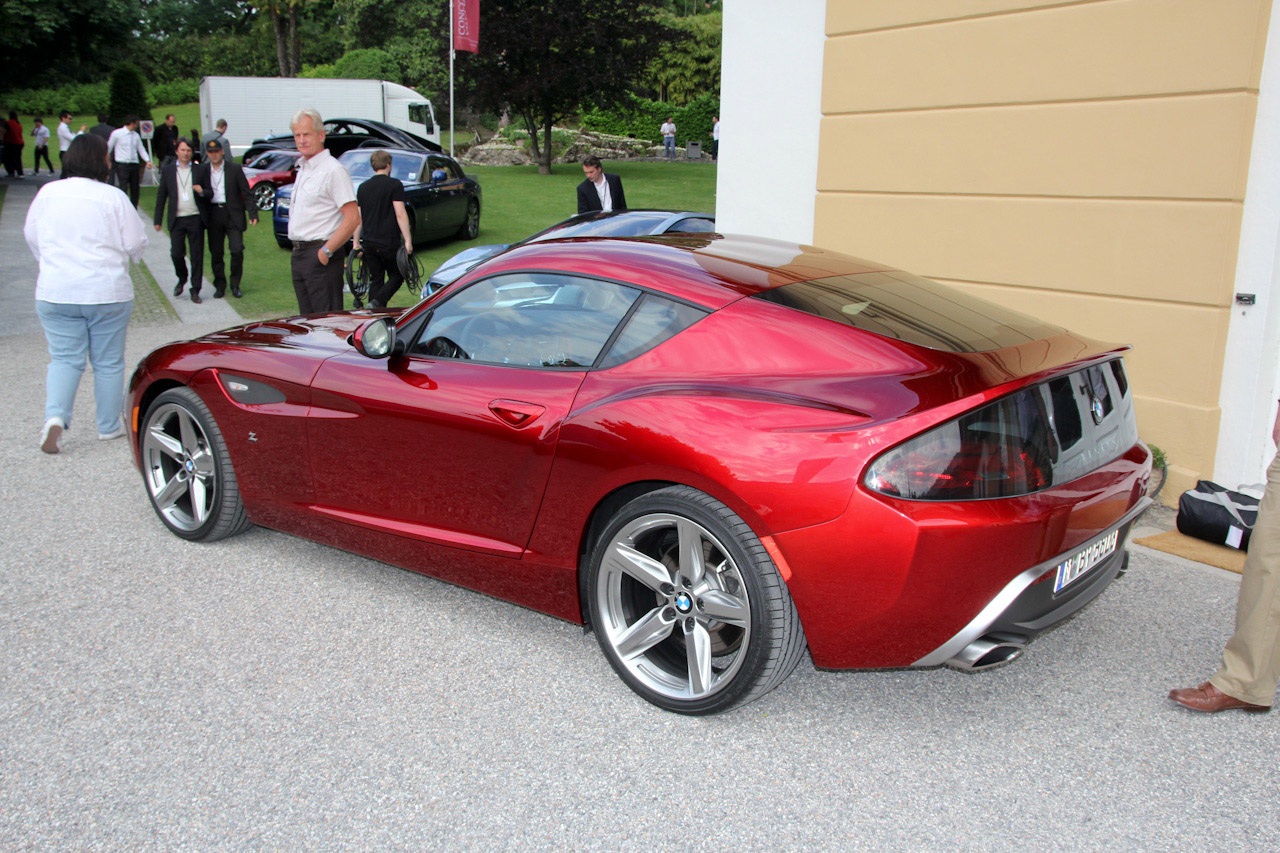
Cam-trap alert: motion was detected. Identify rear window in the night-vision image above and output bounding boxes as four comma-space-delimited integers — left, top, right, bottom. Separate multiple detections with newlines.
752, 272, 1064, 353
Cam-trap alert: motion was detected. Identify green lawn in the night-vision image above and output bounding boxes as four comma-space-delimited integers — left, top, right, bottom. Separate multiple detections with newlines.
15, 99, 717, 318
141, 159, 718, 318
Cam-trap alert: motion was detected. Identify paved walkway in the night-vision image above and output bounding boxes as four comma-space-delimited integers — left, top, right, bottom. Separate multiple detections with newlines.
0, 173, 241, 336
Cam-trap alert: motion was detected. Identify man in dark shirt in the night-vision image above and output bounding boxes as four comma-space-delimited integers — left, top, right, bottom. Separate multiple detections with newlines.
154, 113, 180, 166
352, 150, 414, 308
89, 116, 114, 141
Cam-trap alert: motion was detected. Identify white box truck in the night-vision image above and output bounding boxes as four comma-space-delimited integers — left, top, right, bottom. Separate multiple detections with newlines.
198, 76, 439, 156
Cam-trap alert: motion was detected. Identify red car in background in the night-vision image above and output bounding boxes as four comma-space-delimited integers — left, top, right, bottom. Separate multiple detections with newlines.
242, 149, 303, 211
126, 234, 1152, 714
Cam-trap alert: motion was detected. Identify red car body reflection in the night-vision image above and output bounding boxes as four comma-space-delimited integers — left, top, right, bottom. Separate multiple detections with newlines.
128, 234, 1151, 714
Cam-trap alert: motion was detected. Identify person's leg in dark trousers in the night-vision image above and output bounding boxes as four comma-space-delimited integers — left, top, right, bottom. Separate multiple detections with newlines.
207, 207, 229, 296
291, 249, 316, 314
171, 215, 204, 296
34, 146, 53, 174
117, 162, 140, 207
323, 248, 347, 311
368, 246, 404, 308
169, 221, 191, 289
292, 243, 344, 313
363, 246, 388, 305
226, 224, 245, 297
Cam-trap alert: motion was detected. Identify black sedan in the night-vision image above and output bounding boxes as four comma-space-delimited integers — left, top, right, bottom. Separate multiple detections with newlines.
425, 209, 716, 295
273, 148, 480, 249
243, 118, 440, 163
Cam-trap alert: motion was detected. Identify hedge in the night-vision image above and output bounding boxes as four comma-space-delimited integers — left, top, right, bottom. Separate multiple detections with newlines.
581, 91, 719, 146
2, 77, 200, 117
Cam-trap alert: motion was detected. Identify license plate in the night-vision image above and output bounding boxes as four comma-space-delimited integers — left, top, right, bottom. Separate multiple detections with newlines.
1054, 529, 1119, 593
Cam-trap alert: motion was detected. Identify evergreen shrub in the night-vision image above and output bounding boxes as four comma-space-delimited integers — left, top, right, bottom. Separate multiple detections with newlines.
108, 63, 151, 125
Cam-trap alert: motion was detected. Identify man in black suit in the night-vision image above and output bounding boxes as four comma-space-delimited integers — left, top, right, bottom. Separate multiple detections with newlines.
194, 139, 256, 298
88, 115, 114, 141
577, 156, 627, 215
153, 138, 205, 303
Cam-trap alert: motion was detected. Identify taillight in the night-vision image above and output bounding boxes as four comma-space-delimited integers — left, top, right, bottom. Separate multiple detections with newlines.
865, 389, 1054, 500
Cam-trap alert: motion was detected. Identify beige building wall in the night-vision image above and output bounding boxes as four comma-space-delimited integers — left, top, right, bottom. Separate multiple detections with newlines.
814, 0, 1273, 501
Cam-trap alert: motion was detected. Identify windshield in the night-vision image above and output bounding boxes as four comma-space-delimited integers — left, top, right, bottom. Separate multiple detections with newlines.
247, 152, 297, 171
339, 150, 427, 182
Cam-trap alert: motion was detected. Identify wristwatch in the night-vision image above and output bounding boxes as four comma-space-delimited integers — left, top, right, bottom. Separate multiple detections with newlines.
321, 245, 332, 257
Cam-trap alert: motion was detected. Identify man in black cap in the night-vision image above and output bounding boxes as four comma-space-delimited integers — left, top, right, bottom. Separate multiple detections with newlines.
194, 138, 256, 298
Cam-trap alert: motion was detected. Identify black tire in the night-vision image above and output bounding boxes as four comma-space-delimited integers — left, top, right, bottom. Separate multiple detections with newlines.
275, 236, 292, 250
139, 388, 251, 542
458, 199, 480, 240
585, 485, 806, 714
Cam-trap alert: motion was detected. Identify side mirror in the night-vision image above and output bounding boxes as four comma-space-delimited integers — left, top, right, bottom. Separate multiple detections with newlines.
352, 316, 398, 359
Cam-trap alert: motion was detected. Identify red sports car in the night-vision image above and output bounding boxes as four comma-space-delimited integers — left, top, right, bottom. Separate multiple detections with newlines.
127, 234, 1152, 714
242, 149, 303, 211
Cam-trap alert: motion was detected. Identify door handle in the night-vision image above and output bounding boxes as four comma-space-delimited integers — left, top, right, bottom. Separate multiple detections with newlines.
488, 399, 546, 427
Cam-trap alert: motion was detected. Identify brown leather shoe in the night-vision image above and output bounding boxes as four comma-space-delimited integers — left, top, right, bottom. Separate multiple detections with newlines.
1169, 682, 1271, 713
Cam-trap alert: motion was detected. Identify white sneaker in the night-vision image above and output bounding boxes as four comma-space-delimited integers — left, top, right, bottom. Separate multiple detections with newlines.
41, 417, 64, 454
98, 418, 126, 441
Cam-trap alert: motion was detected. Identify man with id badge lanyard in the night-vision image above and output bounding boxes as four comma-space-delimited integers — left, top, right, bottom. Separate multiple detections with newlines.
153, 138, 206, 303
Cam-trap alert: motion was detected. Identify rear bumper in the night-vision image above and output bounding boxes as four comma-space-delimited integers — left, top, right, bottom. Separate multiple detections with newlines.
911, 495, 1151, 667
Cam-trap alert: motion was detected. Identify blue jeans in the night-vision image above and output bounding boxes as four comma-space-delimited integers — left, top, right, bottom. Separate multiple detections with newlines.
664, 137, 675, 159
36, 300, 133, 434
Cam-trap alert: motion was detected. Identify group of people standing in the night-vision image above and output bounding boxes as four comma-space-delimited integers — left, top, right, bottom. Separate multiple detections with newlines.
153, 133, 256, 303
3, 111, 69, 177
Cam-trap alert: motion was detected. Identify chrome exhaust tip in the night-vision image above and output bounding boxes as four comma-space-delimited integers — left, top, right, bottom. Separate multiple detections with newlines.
946, 633, 1028, 672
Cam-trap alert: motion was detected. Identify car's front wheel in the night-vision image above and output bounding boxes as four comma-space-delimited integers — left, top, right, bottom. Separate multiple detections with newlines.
253, 182, 277, 211
140, 388, 251, 542
586, 486, 806, 714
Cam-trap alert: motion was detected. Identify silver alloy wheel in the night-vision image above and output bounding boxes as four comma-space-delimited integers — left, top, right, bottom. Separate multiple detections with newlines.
596, 512, 752, 702
142, 402, 218, 533
253, 182, 277, 211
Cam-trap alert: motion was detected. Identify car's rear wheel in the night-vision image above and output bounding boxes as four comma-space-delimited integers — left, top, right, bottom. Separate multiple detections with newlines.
253, 182, 277, 211
586, 486, 806, 714
458, 200, 480, 240
140, 388, 251, 542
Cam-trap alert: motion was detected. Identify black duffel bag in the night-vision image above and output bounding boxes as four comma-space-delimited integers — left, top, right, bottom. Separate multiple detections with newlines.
1177, 480, 1260, 551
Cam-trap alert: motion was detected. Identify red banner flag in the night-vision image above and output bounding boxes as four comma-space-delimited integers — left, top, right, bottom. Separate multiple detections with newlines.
453, 0, 479, 54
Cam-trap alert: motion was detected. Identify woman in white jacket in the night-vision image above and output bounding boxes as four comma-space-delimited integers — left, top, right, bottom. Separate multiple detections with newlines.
24, 132, 148, 454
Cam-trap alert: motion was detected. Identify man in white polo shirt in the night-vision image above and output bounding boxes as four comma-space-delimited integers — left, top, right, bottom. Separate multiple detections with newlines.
286, 108, 359, 313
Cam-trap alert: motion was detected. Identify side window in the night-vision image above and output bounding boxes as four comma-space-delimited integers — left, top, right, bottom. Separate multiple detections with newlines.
412, 273, 640, 368
597, 294, 706, 368
428, 158, 460, 180
665, 217, 716, 234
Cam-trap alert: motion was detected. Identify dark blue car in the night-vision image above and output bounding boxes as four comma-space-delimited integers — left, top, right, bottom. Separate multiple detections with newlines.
273, 148, 481, 250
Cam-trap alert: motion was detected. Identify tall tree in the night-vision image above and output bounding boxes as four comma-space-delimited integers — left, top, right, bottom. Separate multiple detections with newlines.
138, 0, 255, 37
650, 11, 720, 104
334, 0, 448, 95
464, 0, 675, 174
263, 0, 304, 76
0, 0, 140, 87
